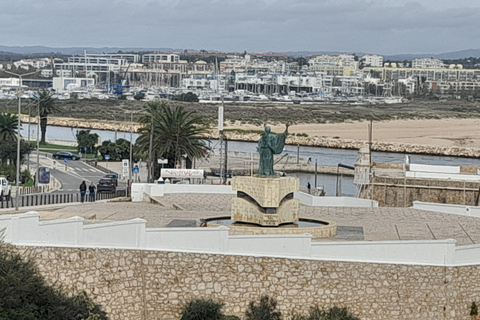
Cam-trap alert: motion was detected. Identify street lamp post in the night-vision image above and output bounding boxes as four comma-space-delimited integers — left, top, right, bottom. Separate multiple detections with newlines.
4, 70, 37, 211
129, 111, 133, 186
147, 114, 154, 183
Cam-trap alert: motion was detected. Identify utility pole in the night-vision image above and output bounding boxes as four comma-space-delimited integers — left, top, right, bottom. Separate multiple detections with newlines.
4, 70, 37, 211
147, 113, 154, 183
218, 101, 224, 184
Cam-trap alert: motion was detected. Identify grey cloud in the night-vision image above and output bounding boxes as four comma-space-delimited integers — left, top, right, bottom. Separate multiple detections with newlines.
1, 0, 479, 54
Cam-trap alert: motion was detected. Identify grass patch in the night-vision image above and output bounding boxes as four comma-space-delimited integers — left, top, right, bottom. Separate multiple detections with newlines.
39, 143, 76, 150
224, 128, 265, 135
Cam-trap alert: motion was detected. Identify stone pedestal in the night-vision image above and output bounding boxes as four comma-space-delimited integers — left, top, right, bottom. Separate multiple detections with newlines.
231, 176, 300, 226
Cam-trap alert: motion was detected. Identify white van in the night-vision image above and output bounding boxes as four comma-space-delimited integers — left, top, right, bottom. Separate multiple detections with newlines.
0, 177, 11, 200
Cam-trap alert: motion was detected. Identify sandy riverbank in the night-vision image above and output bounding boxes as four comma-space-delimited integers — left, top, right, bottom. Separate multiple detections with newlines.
226, 118, 480, 149
35, 115, 480, 155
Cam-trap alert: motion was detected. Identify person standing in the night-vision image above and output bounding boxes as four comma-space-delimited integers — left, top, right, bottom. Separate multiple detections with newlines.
79, 181, 87, 203
88, 182, 96, 202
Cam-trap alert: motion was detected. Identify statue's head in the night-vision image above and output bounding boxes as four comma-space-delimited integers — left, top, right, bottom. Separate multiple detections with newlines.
264, 126, 271, 133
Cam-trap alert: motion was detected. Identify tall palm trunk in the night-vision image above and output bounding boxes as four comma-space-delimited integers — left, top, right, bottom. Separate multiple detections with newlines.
40, 116, 47, 145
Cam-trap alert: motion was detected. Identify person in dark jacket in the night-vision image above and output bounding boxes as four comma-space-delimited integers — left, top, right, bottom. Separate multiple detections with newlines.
79, 181, 87, 203
88, 182, 96, 202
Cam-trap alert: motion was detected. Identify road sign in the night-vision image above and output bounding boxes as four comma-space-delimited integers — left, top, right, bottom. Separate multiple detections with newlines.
105, 154, 110, 160
157, 158, 168, 164
83, 147, 87, 152
64, 158, 68, 163
133, 166, 139, 173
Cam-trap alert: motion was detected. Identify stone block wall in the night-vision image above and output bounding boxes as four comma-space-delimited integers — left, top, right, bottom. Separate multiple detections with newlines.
359, 176, 480, 207
15, 245, 480, 320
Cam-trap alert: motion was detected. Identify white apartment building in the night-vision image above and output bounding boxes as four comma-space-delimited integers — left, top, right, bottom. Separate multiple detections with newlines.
13, 58, 51, 69
220, 55, 290, 74
308, 54, 358, 76
181, 75, 226, 91
0, 78, 20, 86
412, 58, 445, 69
52, 77, 95, 92
361, 54, 383, 67
142, 53, 180, 64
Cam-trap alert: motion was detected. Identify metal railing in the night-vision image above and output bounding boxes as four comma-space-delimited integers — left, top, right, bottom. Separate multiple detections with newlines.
0, 189, 127, 209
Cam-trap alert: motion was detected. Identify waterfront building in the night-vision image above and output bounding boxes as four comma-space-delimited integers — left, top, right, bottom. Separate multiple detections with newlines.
361, 54, 383, 67
52, 77, 95, 92
142, 53, 180, 64
363, 65, 480, 82
412, 58, 445, 69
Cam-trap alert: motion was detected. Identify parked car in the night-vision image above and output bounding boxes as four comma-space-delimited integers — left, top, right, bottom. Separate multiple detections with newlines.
0, 177, 11, 200
104, 173, 118, 186
52, 151, 80, 160
97, 178, 117, 193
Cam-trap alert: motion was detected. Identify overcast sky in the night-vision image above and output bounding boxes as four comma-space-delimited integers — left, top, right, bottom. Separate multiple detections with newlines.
1, 0, 479, 55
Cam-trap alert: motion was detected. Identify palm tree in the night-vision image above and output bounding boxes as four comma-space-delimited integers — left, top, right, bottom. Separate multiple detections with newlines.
37, 90, 60, 145
0, 113, 18, 142
136, 102, 210, 172
76, 130, 99, 154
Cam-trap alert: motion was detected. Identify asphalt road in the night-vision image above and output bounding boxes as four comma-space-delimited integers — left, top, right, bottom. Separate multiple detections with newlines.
27, 155, 126, 193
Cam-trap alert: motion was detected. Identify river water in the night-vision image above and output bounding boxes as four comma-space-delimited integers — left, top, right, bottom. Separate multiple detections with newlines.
22, 124, 480, 197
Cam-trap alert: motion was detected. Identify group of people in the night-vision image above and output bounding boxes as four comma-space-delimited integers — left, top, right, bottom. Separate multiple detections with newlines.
79, 181, 96, 203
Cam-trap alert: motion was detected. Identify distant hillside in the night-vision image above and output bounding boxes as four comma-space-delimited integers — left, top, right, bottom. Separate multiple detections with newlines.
383, 49, 480, 61
0, 46, 194, 55
1, 45, 480, 60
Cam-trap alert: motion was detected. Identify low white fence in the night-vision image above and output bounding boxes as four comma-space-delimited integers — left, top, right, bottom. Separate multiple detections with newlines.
295, 192, 378, 207
412, 201, 480, 217
1, 211, 479, 267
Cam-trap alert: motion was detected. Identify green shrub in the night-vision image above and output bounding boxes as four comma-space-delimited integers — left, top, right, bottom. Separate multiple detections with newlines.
0, 243, 108, 319
292, 306, 360, 320
471, 302, 478, 316
245, 295, 281, 320
180, 298, 225, 320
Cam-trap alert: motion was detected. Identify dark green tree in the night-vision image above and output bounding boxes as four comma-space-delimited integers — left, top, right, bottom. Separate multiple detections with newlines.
180, 298, 225, 320
97, 138, 131, 161
136, 102, 209, 170
0, 113, 18, 142
175, 92, 199, 102
36, 90, 60, 145
76, 130, 99, 155
0, 140, 34, 166
245, 296, 281, 320
291, 306, 360, 320
0, 244, 108, 320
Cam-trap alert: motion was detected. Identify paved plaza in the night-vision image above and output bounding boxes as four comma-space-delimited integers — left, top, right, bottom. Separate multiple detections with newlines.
1, 155, 478, 246
2, 191, 478, 246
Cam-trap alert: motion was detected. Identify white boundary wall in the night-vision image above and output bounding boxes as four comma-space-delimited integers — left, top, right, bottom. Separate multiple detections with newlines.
412, 201, 480, 218
132, 182, 378, 207
295, 192, 378, 207
1, 211, 479, 267
131, 183, 236, 201
406, 163, 480, 181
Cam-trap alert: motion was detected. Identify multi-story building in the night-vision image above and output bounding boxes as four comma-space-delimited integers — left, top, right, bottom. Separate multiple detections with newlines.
363, 65, 480, 82
308, 54, 358, 76
142, 53, 180, 64
412, 58, 445, 69
52, 77, 95, 92
13, 58, 51, 70
361, 54, 383, 67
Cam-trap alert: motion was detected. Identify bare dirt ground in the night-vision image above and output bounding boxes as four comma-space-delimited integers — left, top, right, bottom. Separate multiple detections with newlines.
3, 98, 480, 148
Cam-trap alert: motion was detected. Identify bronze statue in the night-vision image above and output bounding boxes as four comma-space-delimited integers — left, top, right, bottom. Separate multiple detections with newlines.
258, 124, 289, 176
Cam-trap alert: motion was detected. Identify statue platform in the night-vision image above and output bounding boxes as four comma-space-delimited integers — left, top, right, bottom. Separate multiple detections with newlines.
231, 176, 300, 226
